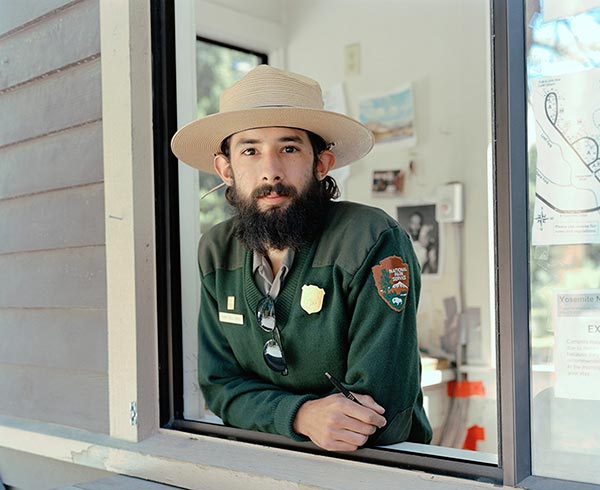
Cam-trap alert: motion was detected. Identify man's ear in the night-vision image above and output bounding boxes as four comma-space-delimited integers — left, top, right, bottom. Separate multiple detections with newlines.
214, 153, 234, 186
315, 150, 336, 180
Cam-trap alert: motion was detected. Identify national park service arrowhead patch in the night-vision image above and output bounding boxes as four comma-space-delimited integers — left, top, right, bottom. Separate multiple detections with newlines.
372, 256, 409, 312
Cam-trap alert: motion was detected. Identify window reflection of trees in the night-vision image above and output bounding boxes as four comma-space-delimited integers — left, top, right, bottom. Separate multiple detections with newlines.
195, 39, 266, 233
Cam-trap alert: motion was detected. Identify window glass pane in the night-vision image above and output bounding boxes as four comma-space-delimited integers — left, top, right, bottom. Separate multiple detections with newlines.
196, 39, 265, 233
180, 0, 497, 464
526, 3, 600, 484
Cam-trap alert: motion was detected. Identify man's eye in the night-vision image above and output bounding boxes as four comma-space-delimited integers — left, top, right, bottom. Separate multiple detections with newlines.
282, 146, 298, 153
242, 148, 256, 156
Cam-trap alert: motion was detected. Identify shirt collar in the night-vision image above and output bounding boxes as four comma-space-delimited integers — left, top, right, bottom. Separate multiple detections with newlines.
252, 248, 295, 275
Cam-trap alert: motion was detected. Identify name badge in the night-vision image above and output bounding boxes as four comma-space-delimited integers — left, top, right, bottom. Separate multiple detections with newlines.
219, 311, 244, 325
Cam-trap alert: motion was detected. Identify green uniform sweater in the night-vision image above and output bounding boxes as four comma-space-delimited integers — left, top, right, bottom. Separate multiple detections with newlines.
197, 200, 432, 445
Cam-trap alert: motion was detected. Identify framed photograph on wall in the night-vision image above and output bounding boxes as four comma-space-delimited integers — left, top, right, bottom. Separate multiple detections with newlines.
397, 203, 441, 275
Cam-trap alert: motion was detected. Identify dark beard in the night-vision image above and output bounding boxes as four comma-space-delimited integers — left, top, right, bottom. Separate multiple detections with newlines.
228, 178, 328, 255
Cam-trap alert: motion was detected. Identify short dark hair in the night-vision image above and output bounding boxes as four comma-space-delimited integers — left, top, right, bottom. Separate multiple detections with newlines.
220, 128, 340, 201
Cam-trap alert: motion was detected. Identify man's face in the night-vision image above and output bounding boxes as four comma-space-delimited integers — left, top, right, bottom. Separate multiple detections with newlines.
408, 213, 423, 237
213, 126, 336, 253
216, 127, 319, 212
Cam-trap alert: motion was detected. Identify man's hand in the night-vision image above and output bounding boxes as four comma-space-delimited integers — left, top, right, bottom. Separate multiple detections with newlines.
293, 393, 387, 451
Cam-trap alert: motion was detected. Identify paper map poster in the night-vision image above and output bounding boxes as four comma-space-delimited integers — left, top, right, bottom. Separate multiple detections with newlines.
530, 69, 600, 245
554, 290, 600, 400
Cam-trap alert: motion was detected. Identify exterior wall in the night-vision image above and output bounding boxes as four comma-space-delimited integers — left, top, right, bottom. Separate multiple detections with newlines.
0, 447, 112, 490
0, 0, 108, 433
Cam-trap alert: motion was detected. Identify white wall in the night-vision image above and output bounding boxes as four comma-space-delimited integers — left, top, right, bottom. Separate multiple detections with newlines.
193, 0, 494, 365
195, 0, 285, 63
283, 0, 494, 366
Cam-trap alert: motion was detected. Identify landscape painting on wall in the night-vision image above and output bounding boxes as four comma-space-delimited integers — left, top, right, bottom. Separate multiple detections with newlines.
359, 84, 416, 146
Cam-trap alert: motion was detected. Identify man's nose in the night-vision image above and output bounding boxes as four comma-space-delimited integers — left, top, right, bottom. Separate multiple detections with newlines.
261, 149, 284, 181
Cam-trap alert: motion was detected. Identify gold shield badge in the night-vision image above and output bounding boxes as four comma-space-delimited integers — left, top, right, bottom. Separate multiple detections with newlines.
300, 284, 325, 314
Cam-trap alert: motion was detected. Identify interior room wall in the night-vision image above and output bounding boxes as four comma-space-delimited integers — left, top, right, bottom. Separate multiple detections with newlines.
194, 0, 496, 453
282, 0, 494, 367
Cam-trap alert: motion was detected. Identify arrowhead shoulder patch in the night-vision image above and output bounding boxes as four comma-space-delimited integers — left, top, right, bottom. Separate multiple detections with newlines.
371, 256, 409, 312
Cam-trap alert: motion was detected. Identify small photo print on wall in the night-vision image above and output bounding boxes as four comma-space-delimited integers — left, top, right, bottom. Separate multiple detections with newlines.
372, 169, 406, 195
397, 203, 440, 275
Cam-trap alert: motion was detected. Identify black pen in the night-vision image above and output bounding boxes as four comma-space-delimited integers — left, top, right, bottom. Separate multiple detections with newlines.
325, 372, 363, 406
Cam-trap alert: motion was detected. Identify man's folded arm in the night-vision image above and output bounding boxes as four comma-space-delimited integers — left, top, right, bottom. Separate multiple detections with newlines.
197, 279, 318, 440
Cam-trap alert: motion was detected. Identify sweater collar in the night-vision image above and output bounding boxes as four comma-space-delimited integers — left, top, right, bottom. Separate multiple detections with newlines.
243, 240, 314, 330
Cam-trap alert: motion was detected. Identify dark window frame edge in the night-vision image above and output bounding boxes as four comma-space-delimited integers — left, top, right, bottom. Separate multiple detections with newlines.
196, 34, 269, 63
152, 0, 184, 428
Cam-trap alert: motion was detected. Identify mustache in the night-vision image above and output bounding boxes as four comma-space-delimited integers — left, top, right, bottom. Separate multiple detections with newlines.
251, 182, 298, 200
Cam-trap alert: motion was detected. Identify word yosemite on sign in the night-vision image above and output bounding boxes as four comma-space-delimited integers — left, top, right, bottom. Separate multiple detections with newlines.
554, 290, 600, 400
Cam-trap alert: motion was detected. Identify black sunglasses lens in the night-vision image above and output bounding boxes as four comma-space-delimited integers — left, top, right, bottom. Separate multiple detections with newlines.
257, 297, 276, 332
263, 339, 288, 375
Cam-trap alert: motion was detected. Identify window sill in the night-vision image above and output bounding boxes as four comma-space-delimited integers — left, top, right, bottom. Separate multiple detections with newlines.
0, 415, 509, 489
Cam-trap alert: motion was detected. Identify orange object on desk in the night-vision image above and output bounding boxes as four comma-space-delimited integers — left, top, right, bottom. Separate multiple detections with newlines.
447, 380, 485, 398
462, 425, 485, 450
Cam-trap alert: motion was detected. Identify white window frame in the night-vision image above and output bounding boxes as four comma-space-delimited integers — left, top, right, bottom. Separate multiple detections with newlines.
101, 0, 159, 442
176, 0, 285, 421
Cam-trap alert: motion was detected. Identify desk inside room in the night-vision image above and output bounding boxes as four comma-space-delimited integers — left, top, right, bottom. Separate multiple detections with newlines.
420, 355, 455, 442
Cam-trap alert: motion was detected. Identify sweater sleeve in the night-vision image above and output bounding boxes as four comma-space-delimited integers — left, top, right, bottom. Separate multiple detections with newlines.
197, 270, 318, 441
343, 225, 432, 445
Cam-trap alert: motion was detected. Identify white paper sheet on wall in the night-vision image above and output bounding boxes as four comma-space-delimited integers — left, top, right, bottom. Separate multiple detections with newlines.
323, 82, 348, 115
324, 82, 351, 198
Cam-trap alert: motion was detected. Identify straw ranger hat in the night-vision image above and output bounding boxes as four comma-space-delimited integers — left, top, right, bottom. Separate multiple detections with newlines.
170, 65, 374, 174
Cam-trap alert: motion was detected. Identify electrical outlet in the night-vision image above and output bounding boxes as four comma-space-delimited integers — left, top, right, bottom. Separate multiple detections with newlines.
345, 43, 361, 76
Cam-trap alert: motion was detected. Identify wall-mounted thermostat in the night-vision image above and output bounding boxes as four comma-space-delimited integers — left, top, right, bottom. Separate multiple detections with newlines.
436, 182, 464, 223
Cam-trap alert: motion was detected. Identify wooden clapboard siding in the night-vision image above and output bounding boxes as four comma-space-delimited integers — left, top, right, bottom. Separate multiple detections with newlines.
0, 308, 107, 373
0, 58, 102, 148
0, 246, 106, 309
0, 0, 100, 91
0, 121, 103, 200
0, 363, 108, 432
0, 183, 105, 254
0, 0, 108, 436
0, 0, 83, 38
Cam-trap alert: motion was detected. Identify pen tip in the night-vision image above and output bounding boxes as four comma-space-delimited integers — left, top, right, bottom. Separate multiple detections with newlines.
325, 372, 332, 379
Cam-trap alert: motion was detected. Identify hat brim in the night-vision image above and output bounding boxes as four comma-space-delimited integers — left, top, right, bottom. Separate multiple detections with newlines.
170, 107, 374, 174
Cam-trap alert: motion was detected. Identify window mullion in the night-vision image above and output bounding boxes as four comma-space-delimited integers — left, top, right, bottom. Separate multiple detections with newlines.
493, 0, 532, 486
